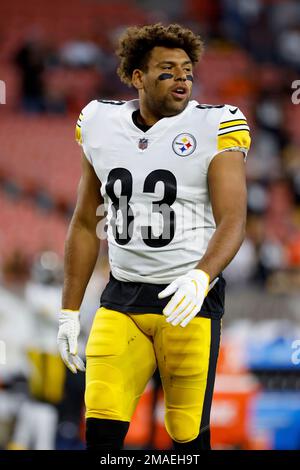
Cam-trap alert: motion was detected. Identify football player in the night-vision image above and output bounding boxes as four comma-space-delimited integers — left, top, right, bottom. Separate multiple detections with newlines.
57, 23, 251, 451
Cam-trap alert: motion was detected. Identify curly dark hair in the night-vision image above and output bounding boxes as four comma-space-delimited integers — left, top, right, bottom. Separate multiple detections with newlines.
116, 23, 204, 87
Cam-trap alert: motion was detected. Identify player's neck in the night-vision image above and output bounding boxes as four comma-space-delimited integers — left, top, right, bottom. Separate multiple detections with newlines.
132, 110, 152, 132
137, 107, 159, 127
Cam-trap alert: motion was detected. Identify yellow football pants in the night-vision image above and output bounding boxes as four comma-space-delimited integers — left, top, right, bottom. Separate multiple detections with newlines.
85, 307, 221, 443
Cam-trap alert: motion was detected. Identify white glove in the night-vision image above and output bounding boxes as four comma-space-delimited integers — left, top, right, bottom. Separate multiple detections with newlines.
158, 269, 217, 328
57, 309, 86, 374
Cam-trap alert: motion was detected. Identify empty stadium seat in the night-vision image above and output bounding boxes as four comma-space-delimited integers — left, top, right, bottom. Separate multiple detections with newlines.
0, 192, 68, 259
0, 113, 81, 205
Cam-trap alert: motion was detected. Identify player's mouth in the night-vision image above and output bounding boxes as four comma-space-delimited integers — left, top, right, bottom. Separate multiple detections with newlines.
170, 85, 188, 100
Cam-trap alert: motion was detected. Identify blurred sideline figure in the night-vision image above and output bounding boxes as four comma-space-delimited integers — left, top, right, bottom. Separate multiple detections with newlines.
8, 252, 84, 449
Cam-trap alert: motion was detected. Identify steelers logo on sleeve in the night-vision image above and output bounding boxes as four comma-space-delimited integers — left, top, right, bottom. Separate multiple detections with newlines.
172, 133, 197, 157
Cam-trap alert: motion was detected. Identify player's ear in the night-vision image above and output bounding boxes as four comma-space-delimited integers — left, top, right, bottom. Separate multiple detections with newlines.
132, 69, 144, 90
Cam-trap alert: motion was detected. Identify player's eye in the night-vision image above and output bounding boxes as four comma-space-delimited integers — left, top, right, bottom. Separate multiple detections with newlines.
162, 65, 172, 69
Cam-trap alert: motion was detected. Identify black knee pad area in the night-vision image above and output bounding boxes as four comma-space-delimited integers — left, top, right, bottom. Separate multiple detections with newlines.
86, 418, 130, 451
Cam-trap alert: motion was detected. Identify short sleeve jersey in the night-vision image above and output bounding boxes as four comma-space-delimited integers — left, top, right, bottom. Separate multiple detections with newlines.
75, 99, 251, 284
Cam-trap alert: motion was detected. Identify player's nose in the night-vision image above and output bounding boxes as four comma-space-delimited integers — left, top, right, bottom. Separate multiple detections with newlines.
174, 68, 187, 81
174, 74, 187, 82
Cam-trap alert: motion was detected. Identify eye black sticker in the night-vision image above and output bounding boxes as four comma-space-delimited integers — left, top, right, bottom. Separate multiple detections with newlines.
157, 73, 194, 81
158, 73, 174, 80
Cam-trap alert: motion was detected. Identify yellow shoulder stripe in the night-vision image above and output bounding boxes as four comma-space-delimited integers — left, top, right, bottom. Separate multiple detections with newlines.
219, 119, 247, 130
75, 124, 82, 145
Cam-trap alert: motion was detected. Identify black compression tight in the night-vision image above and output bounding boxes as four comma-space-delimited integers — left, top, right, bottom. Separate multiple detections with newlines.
86, 418, 130, 451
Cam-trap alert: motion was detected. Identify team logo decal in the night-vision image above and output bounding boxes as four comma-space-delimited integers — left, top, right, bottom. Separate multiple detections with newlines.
172, 133, 196, 156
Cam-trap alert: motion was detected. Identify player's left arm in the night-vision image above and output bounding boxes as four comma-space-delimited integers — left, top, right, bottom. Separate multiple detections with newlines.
159, 104, 250, 327
158, 150, 247, 327
195, 150, 247, 280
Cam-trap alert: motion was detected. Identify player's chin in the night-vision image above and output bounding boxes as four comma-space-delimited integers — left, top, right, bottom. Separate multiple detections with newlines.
166, 96, 189, 114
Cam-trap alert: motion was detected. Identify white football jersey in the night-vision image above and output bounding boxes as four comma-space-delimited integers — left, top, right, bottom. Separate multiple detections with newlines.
76, 99, 251, 284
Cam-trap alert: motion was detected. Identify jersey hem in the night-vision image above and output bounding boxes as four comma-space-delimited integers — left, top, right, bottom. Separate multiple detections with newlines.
100, 301, 224, 320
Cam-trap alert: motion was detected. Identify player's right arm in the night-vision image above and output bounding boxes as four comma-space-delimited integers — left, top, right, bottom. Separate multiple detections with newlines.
62, 152, 104, 309
58, 151, 104, 373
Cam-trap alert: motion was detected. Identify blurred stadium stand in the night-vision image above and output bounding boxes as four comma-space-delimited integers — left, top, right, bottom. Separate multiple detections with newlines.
1, 0, 300, 450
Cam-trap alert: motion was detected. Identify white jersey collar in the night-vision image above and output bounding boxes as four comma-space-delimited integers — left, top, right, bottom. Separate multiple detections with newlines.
121, 99, 198, 135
